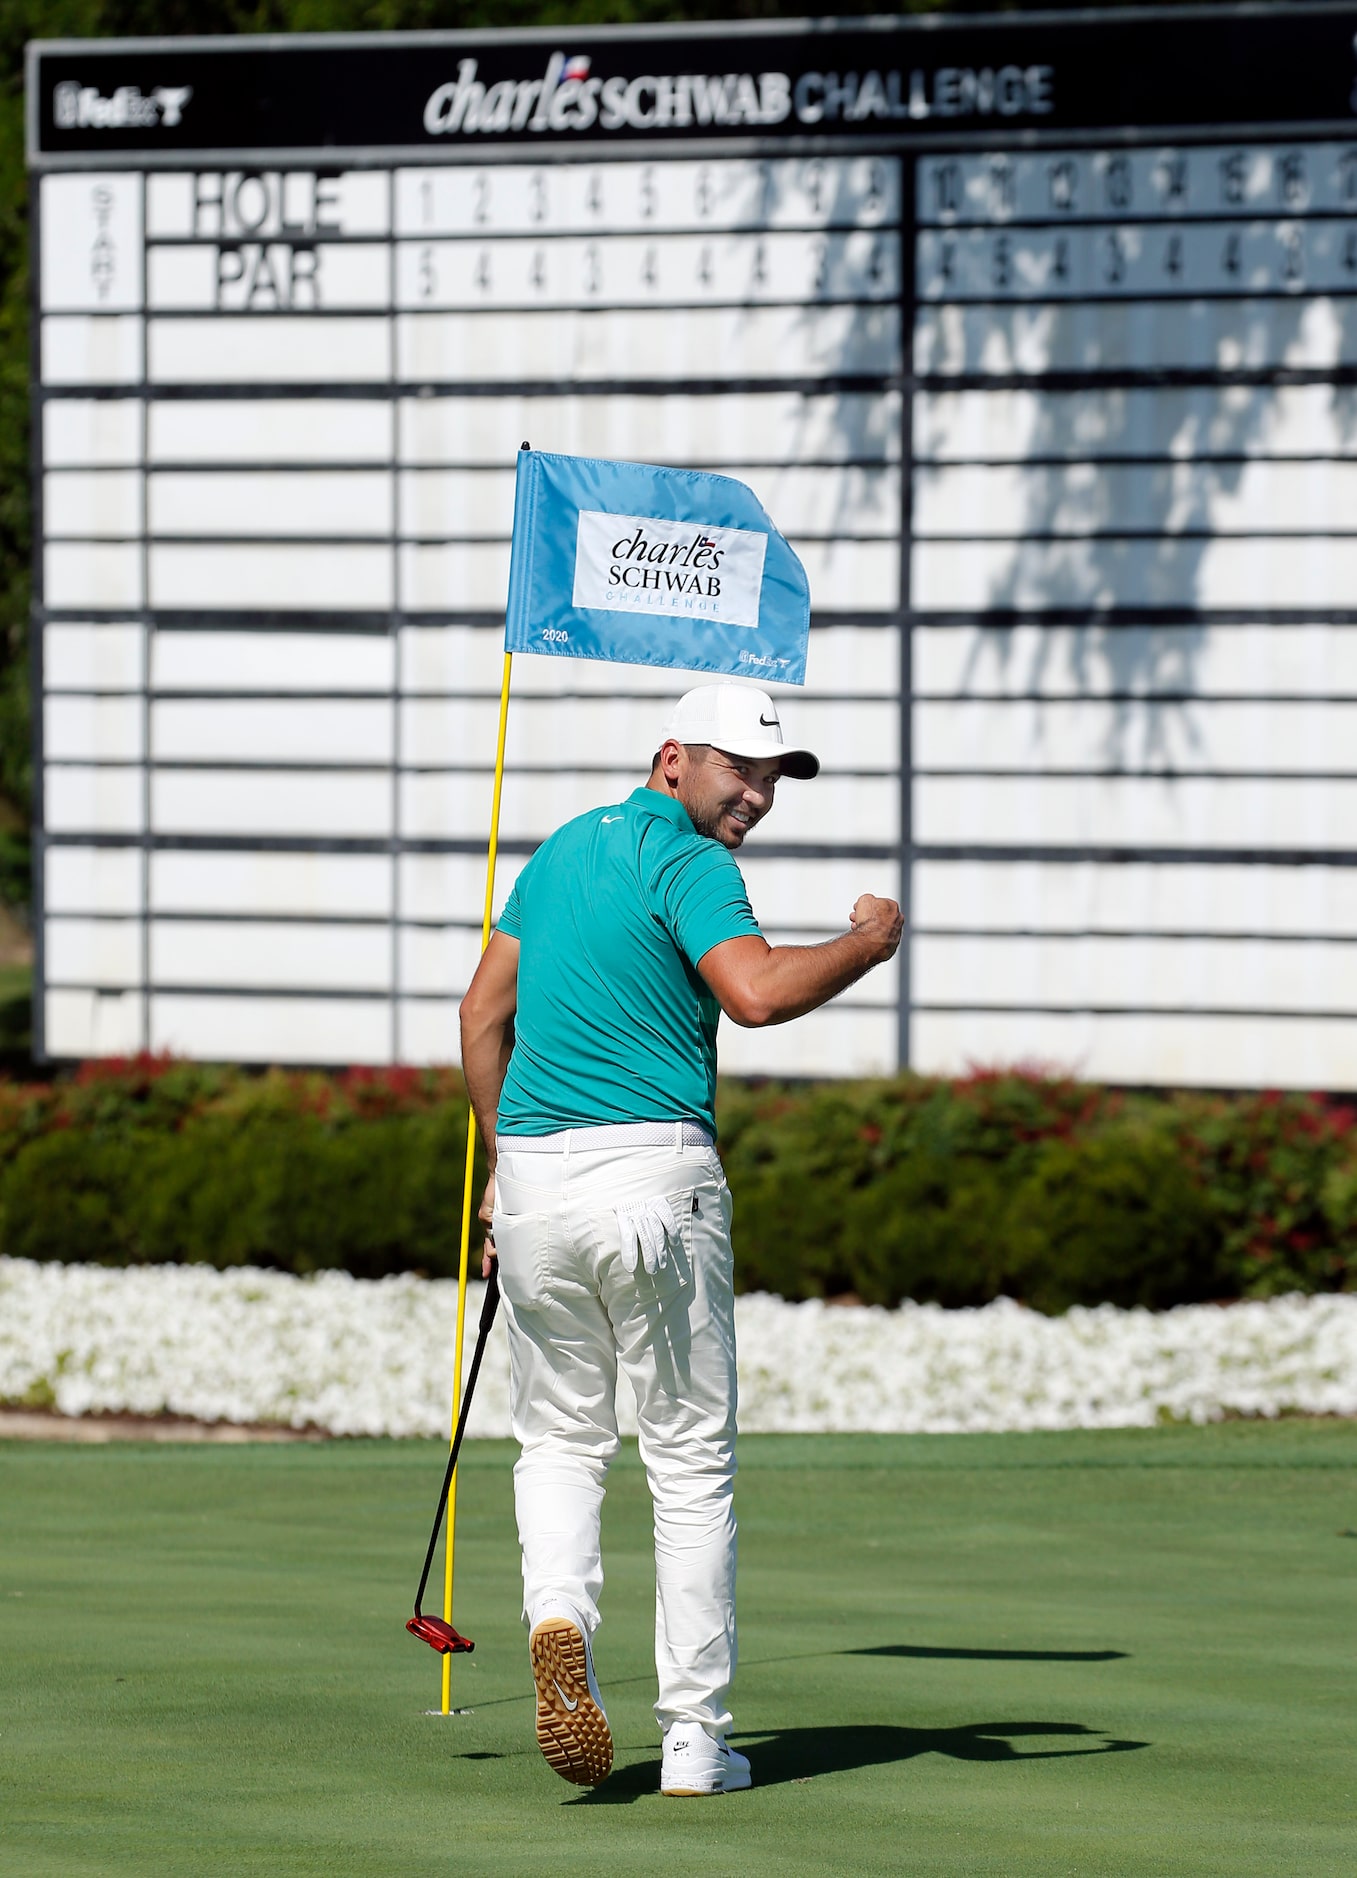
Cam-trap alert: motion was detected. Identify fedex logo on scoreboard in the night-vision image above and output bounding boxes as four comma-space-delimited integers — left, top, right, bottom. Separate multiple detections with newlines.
53, 79, 192, 130
424, 51, 1055, 138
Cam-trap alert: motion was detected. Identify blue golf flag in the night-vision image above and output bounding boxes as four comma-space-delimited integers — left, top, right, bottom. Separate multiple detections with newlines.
504, 450, 811, 686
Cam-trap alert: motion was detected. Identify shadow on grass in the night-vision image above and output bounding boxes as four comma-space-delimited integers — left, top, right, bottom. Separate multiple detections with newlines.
472, 1639, 1131, 1717
569, 1720, 1148, 1804
850, 1645, 1128, 1662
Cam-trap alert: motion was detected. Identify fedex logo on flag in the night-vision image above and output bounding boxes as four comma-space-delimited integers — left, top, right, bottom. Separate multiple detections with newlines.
572, 511, 767, 629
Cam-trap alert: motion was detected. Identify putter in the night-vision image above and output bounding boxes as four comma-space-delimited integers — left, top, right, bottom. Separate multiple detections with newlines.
406, 1262, 501, 1654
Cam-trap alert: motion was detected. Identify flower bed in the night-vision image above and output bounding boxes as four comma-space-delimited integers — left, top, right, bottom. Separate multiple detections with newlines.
3, 1257, 1353, 1437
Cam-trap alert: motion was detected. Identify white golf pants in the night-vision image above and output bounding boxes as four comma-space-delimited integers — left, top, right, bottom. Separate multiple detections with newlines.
492, 1128, 738, 1735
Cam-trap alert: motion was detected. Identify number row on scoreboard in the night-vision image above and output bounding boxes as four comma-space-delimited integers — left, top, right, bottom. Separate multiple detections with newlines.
917, 221, 1357, 301
137, 230, 900, 312
40, 162, 902, 313
917, 144, 1357, 226
395, 157, 899, 235
138, 159, 901, 241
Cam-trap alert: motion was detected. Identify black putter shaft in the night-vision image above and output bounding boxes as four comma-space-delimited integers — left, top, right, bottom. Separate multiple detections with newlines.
409, 1262, 501, 1641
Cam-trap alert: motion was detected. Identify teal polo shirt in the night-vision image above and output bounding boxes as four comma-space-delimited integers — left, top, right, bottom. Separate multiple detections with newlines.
494, 787, 761, 1137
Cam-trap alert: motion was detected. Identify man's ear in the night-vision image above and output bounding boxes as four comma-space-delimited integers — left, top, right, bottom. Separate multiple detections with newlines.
659, 737, 686, 782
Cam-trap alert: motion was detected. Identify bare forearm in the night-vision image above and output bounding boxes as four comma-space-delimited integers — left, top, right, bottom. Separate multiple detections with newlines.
732, 929, 885, 1027
701, 895, 903, 1028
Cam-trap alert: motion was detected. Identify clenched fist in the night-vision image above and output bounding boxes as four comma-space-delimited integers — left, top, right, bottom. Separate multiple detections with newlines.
848, 894, 904, 962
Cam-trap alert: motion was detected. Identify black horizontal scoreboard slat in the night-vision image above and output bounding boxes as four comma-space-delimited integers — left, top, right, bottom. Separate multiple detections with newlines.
26, 6, 1357, 1088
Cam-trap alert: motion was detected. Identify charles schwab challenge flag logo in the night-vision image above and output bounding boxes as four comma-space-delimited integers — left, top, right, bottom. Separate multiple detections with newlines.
572, 512, 767, 629
505, 451, 809, 683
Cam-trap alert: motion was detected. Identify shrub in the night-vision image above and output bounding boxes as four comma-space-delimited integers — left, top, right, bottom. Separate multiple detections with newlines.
720, 1072, 1356, 1311
1003, 1124, 1223, 1312
0, 1058, 484, 1281
0, 1058, 1354, 1312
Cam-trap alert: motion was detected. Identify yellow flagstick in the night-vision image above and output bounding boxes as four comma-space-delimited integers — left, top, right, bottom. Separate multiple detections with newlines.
441, 647, 514, 1716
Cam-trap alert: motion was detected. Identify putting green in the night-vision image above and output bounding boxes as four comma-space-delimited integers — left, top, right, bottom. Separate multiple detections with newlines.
1, 1424, 1353, 1876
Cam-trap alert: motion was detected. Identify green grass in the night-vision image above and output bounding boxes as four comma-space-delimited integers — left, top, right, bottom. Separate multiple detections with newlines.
1, 1425, 1354, 1876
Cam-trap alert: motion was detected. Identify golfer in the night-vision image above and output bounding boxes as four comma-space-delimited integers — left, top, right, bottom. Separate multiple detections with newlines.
459, 682, 902, 1795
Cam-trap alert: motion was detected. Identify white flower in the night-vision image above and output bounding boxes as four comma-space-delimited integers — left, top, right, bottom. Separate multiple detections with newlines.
1, 1258, 1354, 1436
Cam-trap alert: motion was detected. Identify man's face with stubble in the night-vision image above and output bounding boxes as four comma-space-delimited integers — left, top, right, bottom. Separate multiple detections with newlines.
672, 743, 781, 850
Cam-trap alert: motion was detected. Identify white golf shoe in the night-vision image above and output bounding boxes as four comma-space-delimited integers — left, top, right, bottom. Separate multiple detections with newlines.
528, 1610, 613, 1788
660, 1722, 752, 1796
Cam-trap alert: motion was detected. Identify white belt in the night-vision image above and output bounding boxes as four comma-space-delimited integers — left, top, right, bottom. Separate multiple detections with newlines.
497, 1121, 713, 1153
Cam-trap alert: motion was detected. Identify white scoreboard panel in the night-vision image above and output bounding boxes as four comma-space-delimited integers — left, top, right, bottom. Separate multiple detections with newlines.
27, 9, 1357, 1088
911, 127, 1357, 1090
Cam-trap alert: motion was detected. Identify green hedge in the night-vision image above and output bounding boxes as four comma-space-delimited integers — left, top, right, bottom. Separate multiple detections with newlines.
0, 1059, 485, 1280
0, 1057, 1354, 1310
717, 1073, 1357, 1311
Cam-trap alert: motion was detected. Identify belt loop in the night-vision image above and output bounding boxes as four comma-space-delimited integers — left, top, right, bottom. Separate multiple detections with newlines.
674, 1118, 683, 1153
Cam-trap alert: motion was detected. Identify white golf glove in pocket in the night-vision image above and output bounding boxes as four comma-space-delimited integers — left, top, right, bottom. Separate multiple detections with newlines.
615, 1195, 680, 1276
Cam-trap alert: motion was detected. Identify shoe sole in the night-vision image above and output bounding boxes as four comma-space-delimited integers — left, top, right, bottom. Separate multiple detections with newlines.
663, 1778, 751, 1797
529, 1619, 613, 1788
662, 1753, 751, 1798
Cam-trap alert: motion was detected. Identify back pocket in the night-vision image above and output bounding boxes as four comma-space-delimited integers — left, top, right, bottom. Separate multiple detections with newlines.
596, 1186, 695, 1303
491, 1207, 552, 1311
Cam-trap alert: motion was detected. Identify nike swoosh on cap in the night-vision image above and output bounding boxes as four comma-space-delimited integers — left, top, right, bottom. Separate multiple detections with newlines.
759, 714, 778, 727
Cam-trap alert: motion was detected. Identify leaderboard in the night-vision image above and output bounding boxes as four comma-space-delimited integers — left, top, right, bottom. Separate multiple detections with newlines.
27, 8, 1357, 1088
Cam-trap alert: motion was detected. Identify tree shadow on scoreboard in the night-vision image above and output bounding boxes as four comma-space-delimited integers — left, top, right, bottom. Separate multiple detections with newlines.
903, 225, 1357, 779
766, 156, 904, 554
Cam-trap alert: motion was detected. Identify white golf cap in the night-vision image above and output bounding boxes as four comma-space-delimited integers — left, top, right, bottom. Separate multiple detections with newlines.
661, 683, 820, 780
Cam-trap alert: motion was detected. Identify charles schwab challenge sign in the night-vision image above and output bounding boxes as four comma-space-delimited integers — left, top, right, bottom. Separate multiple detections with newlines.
572, 511, 767, 630
30, 15, 1357, 159
424, 49, 1055, 137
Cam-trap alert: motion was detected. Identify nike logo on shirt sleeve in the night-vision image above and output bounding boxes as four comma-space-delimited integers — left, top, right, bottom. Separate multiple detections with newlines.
601, 814, 622, 823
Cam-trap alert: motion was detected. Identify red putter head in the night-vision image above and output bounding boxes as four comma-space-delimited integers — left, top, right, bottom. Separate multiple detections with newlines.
407, 1614, 475, 1654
